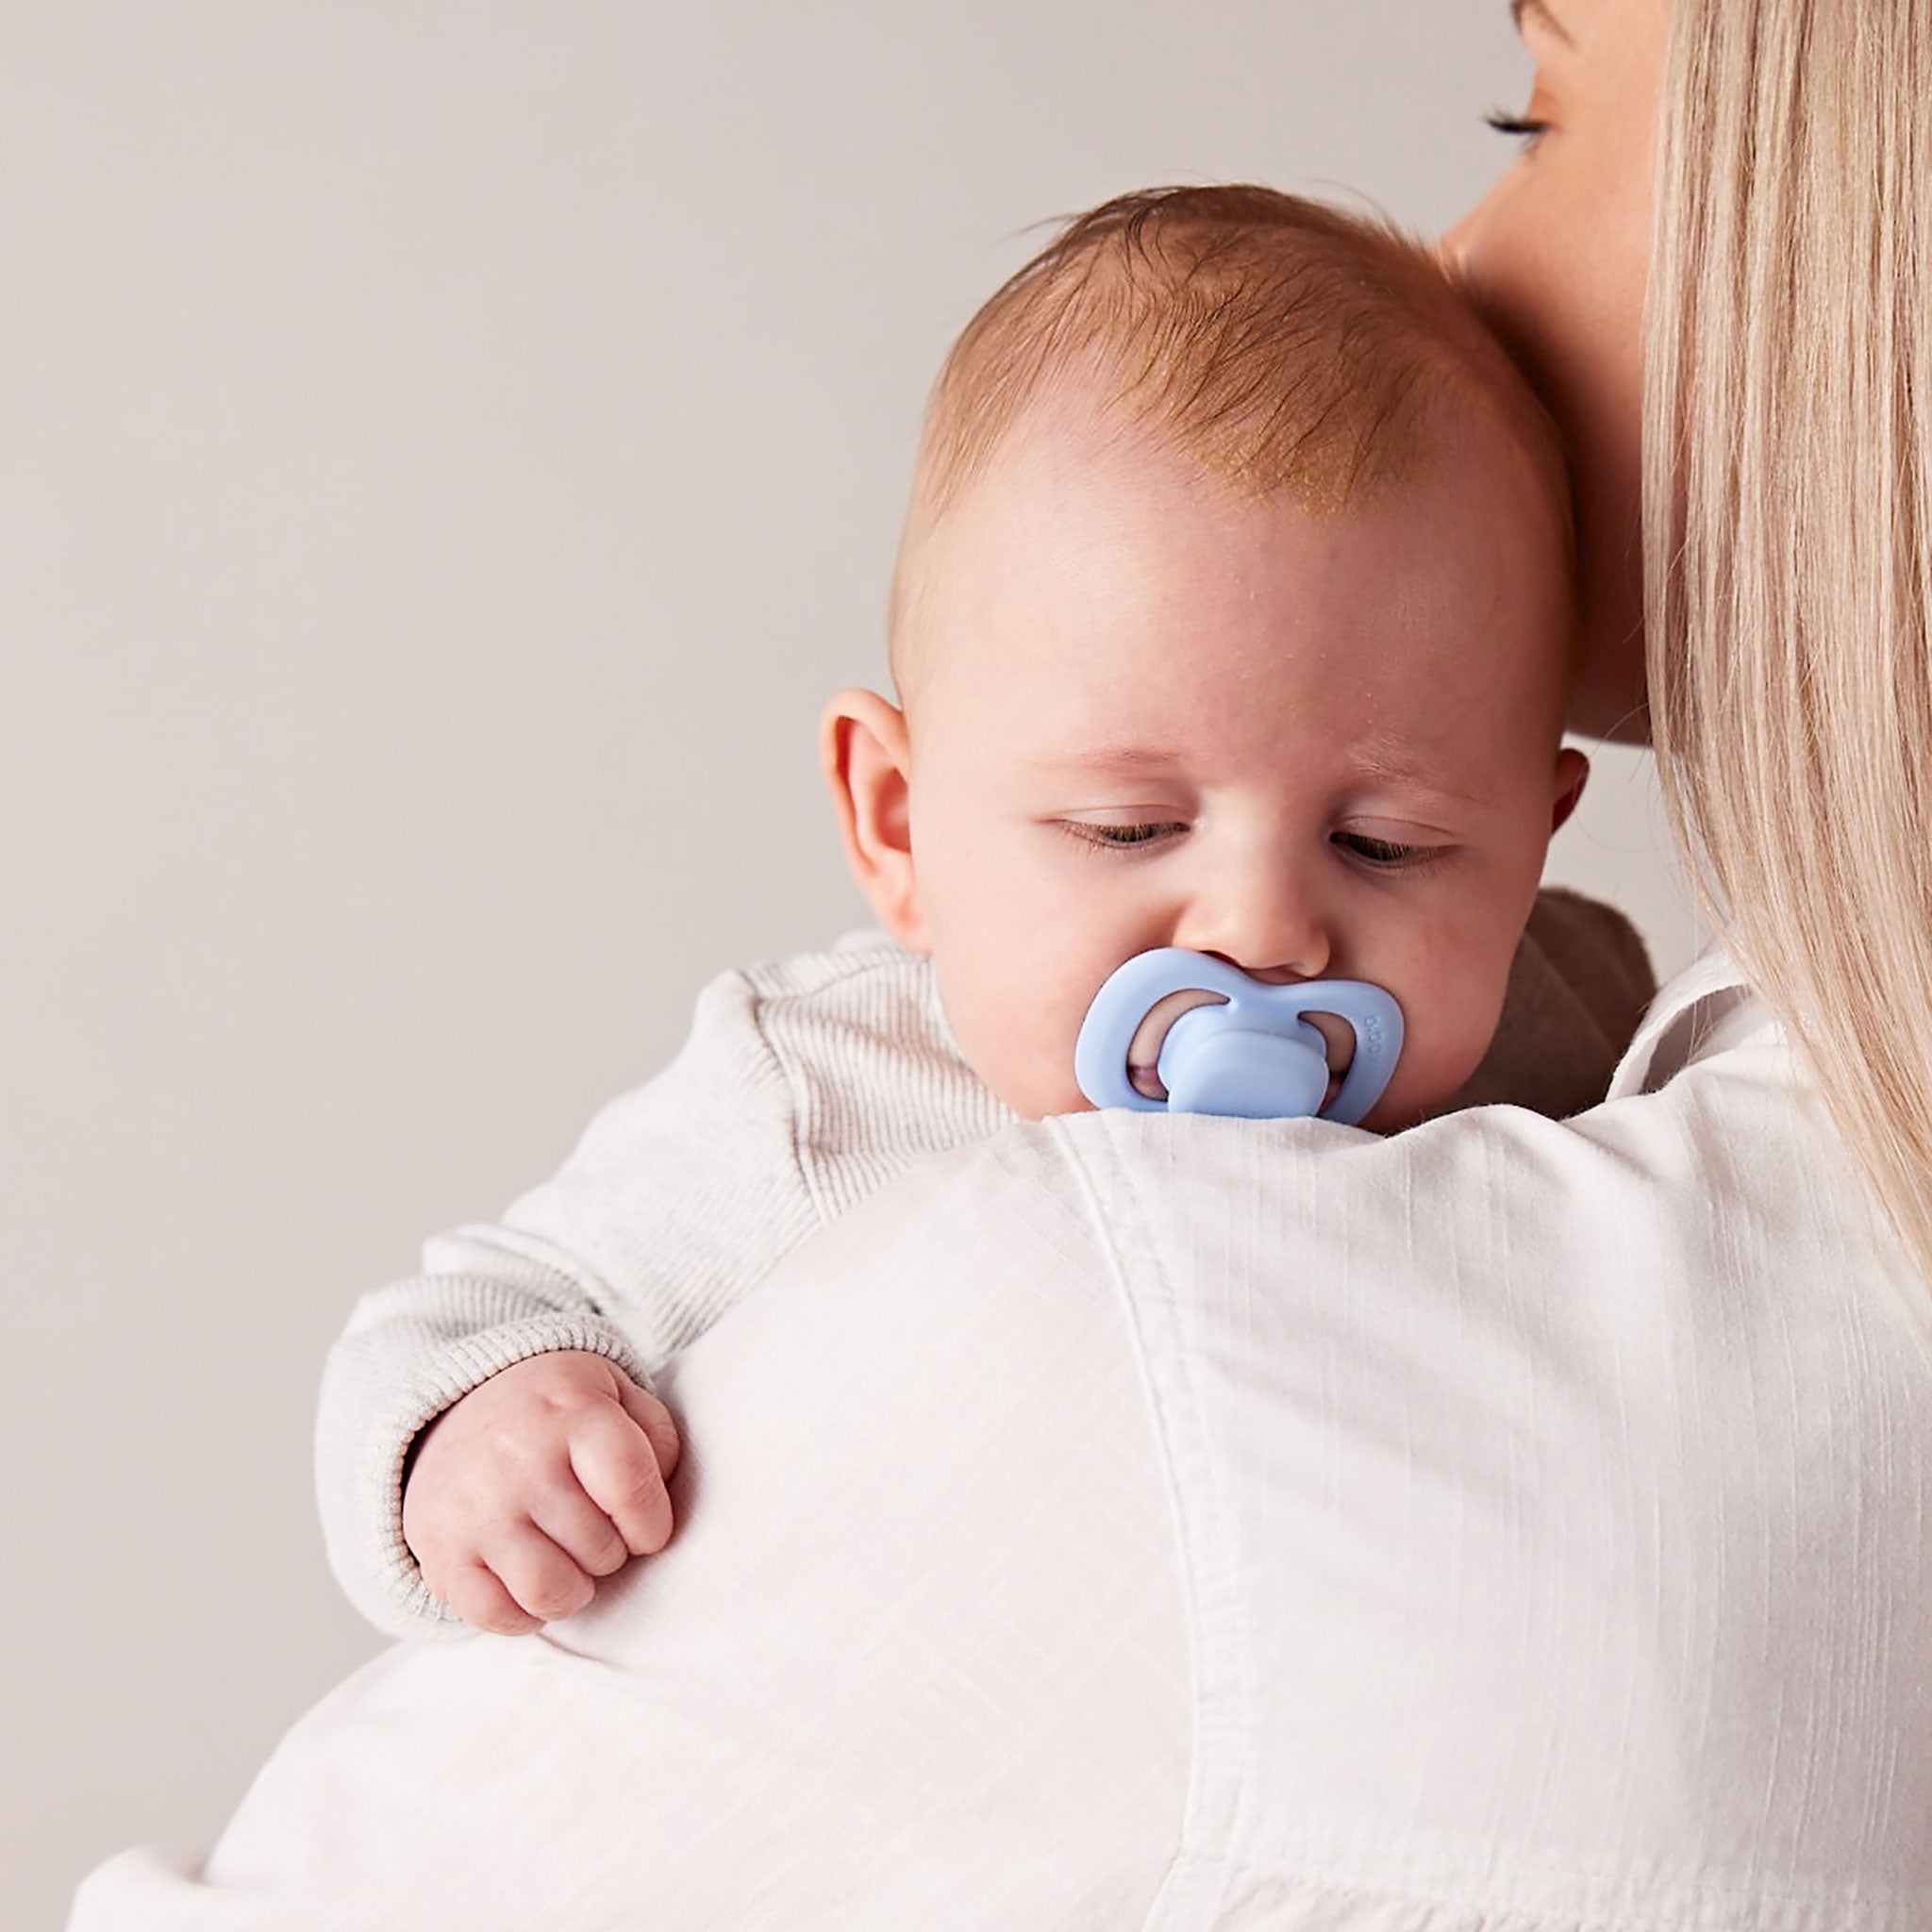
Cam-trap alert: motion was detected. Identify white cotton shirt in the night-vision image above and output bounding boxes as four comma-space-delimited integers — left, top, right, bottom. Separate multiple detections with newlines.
73, 948, 1932, 1931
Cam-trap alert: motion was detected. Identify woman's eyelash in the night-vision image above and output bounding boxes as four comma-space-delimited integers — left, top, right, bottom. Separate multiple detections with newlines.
1484, 108, 1550, 141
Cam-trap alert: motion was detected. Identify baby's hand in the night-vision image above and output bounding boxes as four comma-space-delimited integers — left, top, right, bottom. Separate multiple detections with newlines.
403, 1351, 681, 1635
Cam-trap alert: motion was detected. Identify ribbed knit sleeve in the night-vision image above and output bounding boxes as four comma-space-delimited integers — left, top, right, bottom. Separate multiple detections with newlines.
315, 931, 1013, 1639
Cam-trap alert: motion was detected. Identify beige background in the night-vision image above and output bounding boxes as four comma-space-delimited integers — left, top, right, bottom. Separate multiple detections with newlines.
0, 5, 1696, 1923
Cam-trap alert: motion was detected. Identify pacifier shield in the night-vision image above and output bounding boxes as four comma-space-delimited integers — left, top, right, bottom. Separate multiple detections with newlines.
1074, 948, 1404, 1125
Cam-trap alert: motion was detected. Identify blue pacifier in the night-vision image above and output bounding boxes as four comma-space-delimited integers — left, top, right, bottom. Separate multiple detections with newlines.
1074, 948, 1404, 1125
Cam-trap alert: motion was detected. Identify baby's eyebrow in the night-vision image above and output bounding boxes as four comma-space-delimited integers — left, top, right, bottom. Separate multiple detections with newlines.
1026, 745, 1185, 774
1352, 749, 1497, 811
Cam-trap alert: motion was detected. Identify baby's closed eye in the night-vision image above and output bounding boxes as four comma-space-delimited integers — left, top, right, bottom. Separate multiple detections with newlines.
1330, 829, 1452, 871
1059, 818, 1190, 851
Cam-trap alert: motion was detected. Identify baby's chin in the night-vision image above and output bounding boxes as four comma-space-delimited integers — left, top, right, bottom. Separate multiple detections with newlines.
1357, 1055, 1491, 1134
1022, 1072, 1403, 1130
968, 1054, 1091, 1122
989, 1039, 1481, 1134
1021, 1084, 1099, 1124
1354, 1092, 1428, 1135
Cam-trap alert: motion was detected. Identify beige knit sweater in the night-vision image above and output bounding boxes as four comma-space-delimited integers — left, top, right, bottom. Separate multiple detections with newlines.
317, 897, 1654, 1638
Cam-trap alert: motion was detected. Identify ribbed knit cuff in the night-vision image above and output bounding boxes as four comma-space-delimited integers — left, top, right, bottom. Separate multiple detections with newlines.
319, 1311, 654, 1640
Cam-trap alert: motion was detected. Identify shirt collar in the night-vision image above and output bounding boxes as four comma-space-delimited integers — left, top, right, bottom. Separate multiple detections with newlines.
1607, 944, 1775, 1097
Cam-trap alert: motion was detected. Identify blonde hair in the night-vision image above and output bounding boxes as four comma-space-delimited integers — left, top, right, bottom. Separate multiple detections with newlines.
1648, 0, 1932, 1291
893, 185, 1569, 689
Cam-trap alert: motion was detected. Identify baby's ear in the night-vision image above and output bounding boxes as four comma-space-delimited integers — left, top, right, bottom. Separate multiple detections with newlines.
1550, 745, 1591, 833
819, 689, 929, 952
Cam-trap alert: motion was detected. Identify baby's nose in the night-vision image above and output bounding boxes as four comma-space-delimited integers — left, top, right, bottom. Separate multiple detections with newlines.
1179, 880, 1331, 984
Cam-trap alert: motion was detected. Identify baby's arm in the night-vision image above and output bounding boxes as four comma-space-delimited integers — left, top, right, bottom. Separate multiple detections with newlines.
319, 936, 1007, 1639
317, 966, 825, 1640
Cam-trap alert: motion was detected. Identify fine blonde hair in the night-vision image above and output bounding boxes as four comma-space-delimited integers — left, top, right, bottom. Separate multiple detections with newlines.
892, 185, 1569, 689
1647, 0, 1932, 1293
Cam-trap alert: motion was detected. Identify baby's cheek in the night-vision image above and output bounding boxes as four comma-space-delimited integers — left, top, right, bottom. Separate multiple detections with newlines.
932, 959, 1082, 1119
987, 1006, 1095, 1120
1374, 955, 1517, 1127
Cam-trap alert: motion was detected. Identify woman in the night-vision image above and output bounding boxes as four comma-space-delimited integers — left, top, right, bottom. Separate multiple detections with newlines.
1455, 0, 1932, 1292
72, 1, 1932, 1925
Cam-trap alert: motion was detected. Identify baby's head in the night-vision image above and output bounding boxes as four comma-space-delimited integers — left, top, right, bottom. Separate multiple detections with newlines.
823, 185, 1586, 1130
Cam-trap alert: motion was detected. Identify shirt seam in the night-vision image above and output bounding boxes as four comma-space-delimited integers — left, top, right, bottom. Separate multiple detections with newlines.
1048, 1115, 1239, 1932
736, 970, 827, 1233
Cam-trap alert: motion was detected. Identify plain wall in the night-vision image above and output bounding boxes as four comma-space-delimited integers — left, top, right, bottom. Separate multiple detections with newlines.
0, 5, 1697, 1923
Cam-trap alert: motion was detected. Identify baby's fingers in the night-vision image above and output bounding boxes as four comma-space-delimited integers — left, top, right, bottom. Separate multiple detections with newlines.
427, 1556, 545, 1638
529, 1486, 634, 1581
619, 1380, 682, 1484
571, 1402, 676, 1557
479, 1521, 599, 1625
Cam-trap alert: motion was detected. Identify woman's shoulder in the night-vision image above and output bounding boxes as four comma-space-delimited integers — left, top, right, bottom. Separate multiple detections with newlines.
1008, 964, 1932, 1931
1606, 939, 1777, 1092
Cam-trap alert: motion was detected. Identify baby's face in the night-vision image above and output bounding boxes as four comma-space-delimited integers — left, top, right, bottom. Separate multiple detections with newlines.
874, 396, 1581, 1129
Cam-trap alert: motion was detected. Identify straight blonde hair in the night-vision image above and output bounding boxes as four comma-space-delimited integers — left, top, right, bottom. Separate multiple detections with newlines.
1647, 0, 1932, 1293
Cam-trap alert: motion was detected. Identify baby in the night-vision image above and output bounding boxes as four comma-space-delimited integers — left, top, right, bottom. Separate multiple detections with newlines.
318, 185, 1653, 1638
